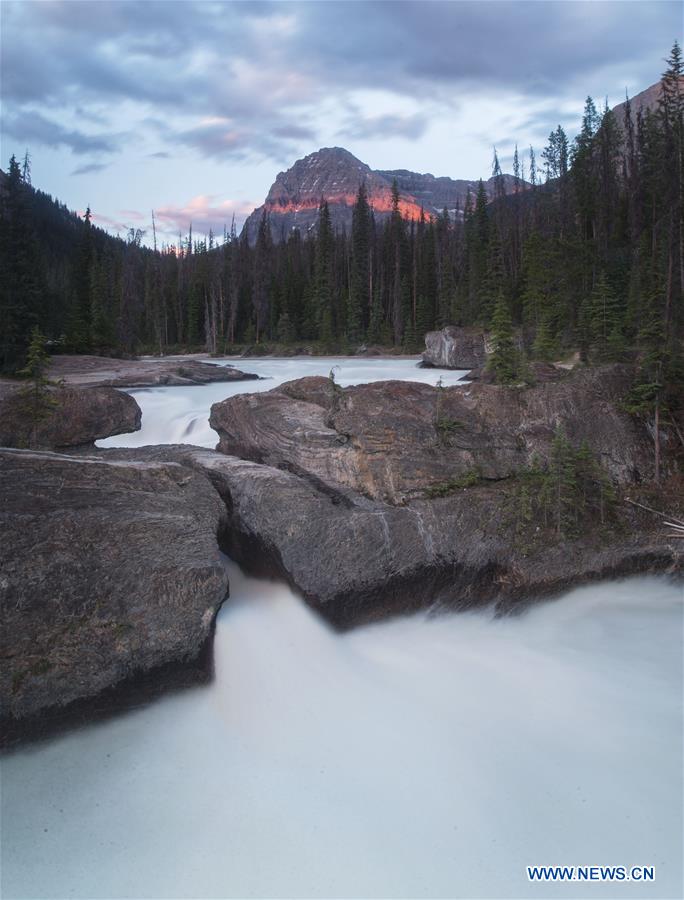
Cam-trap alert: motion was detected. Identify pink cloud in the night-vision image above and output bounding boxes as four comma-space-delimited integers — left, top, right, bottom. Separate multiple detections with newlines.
154, 194, 256, 238
119, 208, 146, 221
89, 196, 257, 245
91, 211, 135, 234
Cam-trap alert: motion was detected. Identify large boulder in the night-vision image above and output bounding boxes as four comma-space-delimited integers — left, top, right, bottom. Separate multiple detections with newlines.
0, 449, 229, 729
101, 446, 682, 629
0, 383, 141, 450
47, 354, 260, 388
210, 366, 655, 504
422, 326, 487, 369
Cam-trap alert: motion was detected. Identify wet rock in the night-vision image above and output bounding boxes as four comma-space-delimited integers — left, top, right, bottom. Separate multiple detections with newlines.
46, 354, 260, 388
0, 383, 141, 450
422, 326, 488, 370
210, 365, 655, 504
0, 448, 229, 729
101, 445, 682, 630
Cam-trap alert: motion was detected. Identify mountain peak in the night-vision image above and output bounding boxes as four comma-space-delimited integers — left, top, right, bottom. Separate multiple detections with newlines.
243, 147, 519, 242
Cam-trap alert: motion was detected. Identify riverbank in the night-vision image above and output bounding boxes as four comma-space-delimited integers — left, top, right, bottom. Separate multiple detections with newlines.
43, 354, 260, 388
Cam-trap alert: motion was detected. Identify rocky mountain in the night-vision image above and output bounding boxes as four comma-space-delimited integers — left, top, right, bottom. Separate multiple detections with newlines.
611, 75, 684, 132
243, 76, 684, 245
242, 146, 519, 243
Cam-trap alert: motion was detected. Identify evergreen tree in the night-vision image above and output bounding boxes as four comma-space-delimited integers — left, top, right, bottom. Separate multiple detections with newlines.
0, 155, 41, 372
548, 427, 578, 538
17, 326, 56, 444
487, 292, 519, 383
589, 272, 624, 360
68, 206, 93, 350
252, 210, 272, 343
348, 181, 371, 343
314, 199, 335, 347
532, 314, 557, 361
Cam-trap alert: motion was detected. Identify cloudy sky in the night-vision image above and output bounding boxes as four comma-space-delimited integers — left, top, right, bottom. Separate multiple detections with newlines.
1, 0, 680, 243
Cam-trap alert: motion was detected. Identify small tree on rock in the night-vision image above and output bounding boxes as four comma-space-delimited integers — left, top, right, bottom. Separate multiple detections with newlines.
488, 292, 519, 383
17, 327, 56, 446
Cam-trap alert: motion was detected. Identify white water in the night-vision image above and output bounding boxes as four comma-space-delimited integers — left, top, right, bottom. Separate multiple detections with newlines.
2, 358, 683, 899
97, 355, 468, 449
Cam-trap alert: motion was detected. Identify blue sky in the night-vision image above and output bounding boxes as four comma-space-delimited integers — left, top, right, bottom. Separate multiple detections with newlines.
1, 0, 680, 243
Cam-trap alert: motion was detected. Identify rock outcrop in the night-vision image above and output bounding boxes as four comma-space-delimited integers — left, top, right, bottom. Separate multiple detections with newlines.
98, 445, 682, 630
210, 366, 655, 504
47, 354, 259, 388
0, 383, 141, 450
612, 76, 684, 136
0, 449, 229, 732
3, 360, 681, 742
422, 326, 487, 370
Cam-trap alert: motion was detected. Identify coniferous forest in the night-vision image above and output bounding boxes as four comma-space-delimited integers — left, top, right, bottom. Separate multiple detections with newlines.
3, 7, 684, 895
1, 43, 682, 415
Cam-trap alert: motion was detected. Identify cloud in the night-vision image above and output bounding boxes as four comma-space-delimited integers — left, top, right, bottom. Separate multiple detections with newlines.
91, 211, 138, 234
119, 209, 146, 221
71, 161, 109, 176
154, 194, 257, 236
2, 0, 679, 171
174, 118, 316, 163
3, 109, 122, 155
175, 120, 254, 160
340, 113, 430, 141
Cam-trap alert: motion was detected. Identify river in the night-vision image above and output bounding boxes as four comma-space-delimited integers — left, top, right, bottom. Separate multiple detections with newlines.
2, 357, 682, 899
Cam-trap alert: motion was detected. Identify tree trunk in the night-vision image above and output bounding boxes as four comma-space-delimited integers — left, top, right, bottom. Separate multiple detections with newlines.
654, 400, 661, 482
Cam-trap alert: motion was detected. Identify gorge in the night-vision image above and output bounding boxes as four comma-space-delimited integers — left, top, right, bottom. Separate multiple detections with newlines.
1, 355, 682, 899
2, 6, 683, 899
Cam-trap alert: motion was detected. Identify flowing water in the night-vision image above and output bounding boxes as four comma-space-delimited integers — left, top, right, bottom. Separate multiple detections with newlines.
98, 356, 470, 449
2, 357, 683, 899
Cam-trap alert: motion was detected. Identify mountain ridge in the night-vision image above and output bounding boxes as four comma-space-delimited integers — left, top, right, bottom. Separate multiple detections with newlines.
242, 146, 518, 243
242, 75, 681, 244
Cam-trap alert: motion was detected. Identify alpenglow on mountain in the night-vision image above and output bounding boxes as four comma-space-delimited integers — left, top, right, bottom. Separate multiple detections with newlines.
242, 147, 519, 243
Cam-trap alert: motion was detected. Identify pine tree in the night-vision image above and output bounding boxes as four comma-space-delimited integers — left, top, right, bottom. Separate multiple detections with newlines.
68, 206, 94, 351
541, 126, 569, 180
589, 272, 624, 360
658, 41, 684, 346
624, 276, 671, 480
315, 199, 335, 347
465, 180, 490, 322
548, 427, 578, 538
252, 209, 271, 343
0, 155, 41, 372
533, 314, 557, 361
17, 326, 55, 444
487, 292, 519, 383
348, 181, 371, 343
435, 208, 455, 327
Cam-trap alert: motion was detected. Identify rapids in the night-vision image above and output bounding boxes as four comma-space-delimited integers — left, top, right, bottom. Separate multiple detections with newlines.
2, 357, 682, 899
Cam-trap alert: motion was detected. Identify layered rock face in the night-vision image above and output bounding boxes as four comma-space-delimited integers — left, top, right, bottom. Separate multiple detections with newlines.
210, 366, 654, 504
0, 449, 229, 727
202, 367, 680, 623
377, 169, 519, 215
0, 383, 141, 450
422, 326, 488, 370
47, 355, 259, 388
242, 147, 520, 243
96, 443, 680, 631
